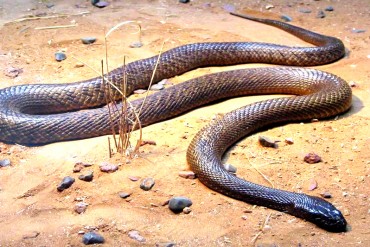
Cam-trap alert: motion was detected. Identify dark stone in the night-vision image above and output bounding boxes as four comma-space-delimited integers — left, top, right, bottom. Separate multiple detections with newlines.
55, 52, 66, 62
168, 197, 192, 213
94, 1, 109, 8
325, 6, 334, 11
78, 171, 94, 182
81, 37, 97, 44
317, 10, 326, 18
57, 176, 75, 192
179, 0, 190, 3
82, 232, 105, 245
140, 178, 155, 191
281, 15, 292, 22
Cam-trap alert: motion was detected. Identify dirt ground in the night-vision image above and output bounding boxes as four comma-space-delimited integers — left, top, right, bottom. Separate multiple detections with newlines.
0, 0, 369, 246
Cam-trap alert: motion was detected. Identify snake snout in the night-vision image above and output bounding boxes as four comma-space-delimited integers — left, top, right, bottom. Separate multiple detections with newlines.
294, 196, 347, 232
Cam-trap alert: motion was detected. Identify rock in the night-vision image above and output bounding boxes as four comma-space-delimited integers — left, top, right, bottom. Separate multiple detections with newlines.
4, 66, 23, 78
265, 4, 274, 10
75, 62, 85, 68
299, 8, 312, 13
23, 231, 40, 239
55, 52, 66, 62
140, 178, 155, 191
75, 202, 89, 214
57, 176, 75, 192
118, 191, 132, 199
281, 15, 292, 22
0, 159, 11, 167
156, 242, 176, 247
82, 232, 105, 245
320, 192, 332, 198
285, 138, 294, 144
99, 162, 118, 173
325, 6, 334, 11
128, 230, 146, 243
183, 206, 192, 214
46, 3, 54, 8
308, 179, 318, 191
134, 89, 147, 94
168, 197, 192, 213
78, 171, 94, 182
128, 176, 139, 181
304, 153, 322, 164
150, 84, 165, 91
317, 10, 326, 18
223, 163, 237, 173
258, 136, 278, 148
94, 1, 109, 8
351, 29, 366, 33
179, 0, 190, 3
178, 171, 196, 179
129, 41, 143, 48
81, 37, 97, 44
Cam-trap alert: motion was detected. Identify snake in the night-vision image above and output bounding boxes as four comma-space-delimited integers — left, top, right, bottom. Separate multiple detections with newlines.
0, 13, 351, 232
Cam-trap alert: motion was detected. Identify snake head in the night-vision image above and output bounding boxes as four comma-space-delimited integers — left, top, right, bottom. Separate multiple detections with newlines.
291, 195, 347, 232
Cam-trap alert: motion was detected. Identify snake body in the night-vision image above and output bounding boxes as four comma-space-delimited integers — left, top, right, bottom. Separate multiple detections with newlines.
0, 14, 351, 231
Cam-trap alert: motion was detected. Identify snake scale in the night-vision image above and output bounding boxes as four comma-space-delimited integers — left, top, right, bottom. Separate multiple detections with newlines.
0, 13, 351, 231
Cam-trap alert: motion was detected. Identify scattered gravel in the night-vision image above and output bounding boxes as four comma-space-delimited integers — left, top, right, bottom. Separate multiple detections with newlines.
57, 176, 75, 192
140, 178, 155, 191
82, 232, 105, 245
168, 197, 192, 213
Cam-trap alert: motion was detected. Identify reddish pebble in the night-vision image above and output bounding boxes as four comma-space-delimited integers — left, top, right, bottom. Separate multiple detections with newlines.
304, 153, 322, 164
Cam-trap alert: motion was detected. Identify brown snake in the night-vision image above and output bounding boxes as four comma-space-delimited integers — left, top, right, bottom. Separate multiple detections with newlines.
0, 13, 351, 231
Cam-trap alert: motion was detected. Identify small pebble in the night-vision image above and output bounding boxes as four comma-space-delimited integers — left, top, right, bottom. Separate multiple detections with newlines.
317, 10, 326, 18
4, 66, 23, 78
351, 29, 366, 33
55, 52, 66, 62
178, 171, 196, 179
46, 3, 54, 8
265, 4, 274, 10
128, 230, 146, 243
140, 178, 155, 191
155, 242, 176, 247
304, 153, 322, 164
349, 81, 357, 87
308, 179, 318, 191
179, 0, 190, 3
299, 8, 312, 13
82, 232, 105, 245
168, 197, 192, 213
223, 163, 237, 173
325, 6, 334, 11
259, 136, 278, 148
75, 62, 85, 68
183, 206, 192, 214
285, 138, 294, 144
281, 15, 292, 22
129, 41, 143, 48
78, 171, 94, 182
23, 231, 40, 239
118, 191, 132, 199
81, 37, 97, 44
0, 159, 11, 167
134, 89, 147, 94
99, 162, 118, 173
57, 176, 75, 192
150, 84, 165, 91
75, 202, 89, 214
128, 176, 139, 181
320, 192, 332, 198
223, 4, 235, 12
93, 1, 109, 8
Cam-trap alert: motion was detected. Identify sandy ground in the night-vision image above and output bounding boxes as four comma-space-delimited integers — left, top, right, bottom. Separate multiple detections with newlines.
0, 0, 369, 246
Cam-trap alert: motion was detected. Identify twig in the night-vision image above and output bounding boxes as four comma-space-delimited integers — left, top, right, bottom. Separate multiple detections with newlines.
5, 11, 90, 24
34, 24, 78, 30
